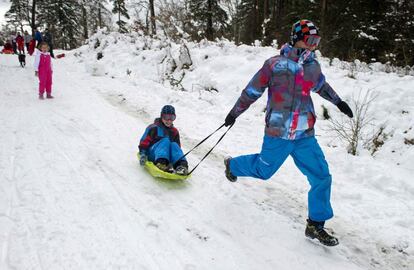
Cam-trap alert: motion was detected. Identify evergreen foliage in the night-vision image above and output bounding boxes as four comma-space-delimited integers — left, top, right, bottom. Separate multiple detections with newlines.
189, 0, 228, 40
36, 0, 82, 49
5, 0, 29, 31
231, 0, 414, 66
112, 0, 130, 33
2, 0, 413, 66
3, 0, 111, 49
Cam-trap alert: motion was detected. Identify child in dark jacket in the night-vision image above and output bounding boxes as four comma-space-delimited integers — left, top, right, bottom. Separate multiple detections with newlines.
139, 105, 188, 175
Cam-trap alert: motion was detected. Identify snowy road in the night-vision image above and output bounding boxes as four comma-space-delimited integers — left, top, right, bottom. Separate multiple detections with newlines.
0, 52, 412, 270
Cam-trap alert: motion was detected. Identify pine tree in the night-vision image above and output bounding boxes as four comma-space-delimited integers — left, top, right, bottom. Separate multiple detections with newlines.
79, 0, 111, 39
314, 0, 383, 63
37, 0, 82, 49
189, 0, 228, 40
233, 0, 257, 44
87, 0, 111, 33
233, 0, 289, 45
261, 0, 302, 46
385, 0, 414, 66
5, 0, 30, 32
112, 0, 130, 33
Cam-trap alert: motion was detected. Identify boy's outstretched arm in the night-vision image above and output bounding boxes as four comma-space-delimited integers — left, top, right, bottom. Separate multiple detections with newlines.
224, 60, 272, 126
308, 62, 353, 118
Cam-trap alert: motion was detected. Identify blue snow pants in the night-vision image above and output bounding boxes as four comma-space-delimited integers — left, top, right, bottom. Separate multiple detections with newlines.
148, 138, 186, 166
229, 135, 333, 222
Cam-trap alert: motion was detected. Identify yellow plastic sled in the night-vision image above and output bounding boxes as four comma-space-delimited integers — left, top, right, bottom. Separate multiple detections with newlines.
137, 153, 190, 180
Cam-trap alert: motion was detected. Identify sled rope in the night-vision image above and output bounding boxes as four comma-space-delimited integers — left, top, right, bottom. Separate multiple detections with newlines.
180, 123, 233, 175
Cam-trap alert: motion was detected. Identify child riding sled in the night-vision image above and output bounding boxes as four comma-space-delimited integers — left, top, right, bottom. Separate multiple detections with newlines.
139, 105, 189, 175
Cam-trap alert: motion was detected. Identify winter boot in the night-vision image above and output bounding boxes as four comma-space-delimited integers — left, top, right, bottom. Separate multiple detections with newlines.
224, 157, 237, 182
305, 219, 339, 246
175, 166, 188, 175
155, 158, 173, 173
39, 94, 44, 100
46, 94, 54, 99
175, 160, 188, 175
155, 158, 170, 172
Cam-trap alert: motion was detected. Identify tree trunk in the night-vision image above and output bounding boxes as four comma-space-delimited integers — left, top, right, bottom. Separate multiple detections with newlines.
145, 8, 149, 34
262, 0, 270, 40
98, 6, 102, 28
118, 6, 121, 30
234, 9, 240, 44
263, 0, 269, 19
316, 0, 328, 51
206, 0, 213, 40
149, 0, 156, 35
321, 0, 328, 33
235, 0, 241, 44
82, 4, 88, 39
31, 0, 36, 36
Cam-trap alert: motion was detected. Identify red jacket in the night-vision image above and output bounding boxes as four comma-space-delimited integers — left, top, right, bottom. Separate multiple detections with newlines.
16, 35, 24, 46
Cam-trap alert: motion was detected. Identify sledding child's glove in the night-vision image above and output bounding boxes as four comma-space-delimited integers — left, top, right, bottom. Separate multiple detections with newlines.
224, 113, 236, 127
139, 154, 148, 166
337, 101, 353, 118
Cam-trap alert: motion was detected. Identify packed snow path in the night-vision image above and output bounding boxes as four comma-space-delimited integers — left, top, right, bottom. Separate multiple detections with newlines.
0, 52, 412, 270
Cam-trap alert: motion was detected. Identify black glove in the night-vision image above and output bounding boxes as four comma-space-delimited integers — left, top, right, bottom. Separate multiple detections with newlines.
224, 113, 236, 127
337, 101, 353, 118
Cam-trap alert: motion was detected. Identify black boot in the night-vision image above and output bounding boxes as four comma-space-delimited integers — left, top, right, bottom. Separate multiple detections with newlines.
175, 160, 189, 175
155, 158, 171, 172
224, 157, 237, 182
305, 219, 339, 246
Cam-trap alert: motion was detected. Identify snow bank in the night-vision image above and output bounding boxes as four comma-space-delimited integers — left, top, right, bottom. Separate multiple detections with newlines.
63, 30, 414, 269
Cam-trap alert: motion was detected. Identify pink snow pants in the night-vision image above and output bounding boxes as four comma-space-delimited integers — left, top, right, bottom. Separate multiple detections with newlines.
38, 54, 52, 95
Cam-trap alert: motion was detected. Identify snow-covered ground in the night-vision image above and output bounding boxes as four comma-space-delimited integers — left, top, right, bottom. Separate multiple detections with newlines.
0, 32, 413, 270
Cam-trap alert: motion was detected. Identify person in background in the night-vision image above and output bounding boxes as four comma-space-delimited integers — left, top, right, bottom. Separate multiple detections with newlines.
34, 28, 43, 48
24, 30, 32, 52
43, 28, 54, 58
15, 32, 25, 54
10, 33, 17, 54
1, 40, 14, 54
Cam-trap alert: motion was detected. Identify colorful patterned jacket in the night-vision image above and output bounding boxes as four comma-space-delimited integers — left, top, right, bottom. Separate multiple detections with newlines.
139, 118, 181, 155
229, 43, 342, 140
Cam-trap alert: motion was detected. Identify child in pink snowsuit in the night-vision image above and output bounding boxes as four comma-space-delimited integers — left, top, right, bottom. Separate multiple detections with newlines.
34, 42, 53, 99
